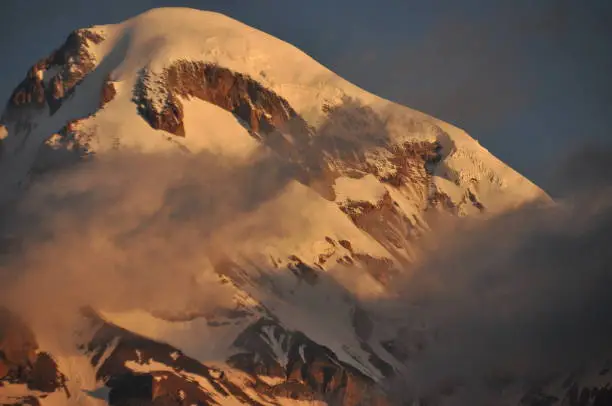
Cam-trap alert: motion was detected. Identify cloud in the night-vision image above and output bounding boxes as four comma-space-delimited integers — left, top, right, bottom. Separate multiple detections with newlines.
375, 144, 612, 404
0, 146, 299, 341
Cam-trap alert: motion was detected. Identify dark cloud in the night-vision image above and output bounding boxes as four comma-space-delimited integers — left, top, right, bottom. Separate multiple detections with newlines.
549, 144, 612, 197
373, 144, 612, 404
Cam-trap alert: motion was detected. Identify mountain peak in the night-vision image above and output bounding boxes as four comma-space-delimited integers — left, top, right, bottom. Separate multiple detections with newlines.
0, 7, 553, 405
0, 5, 548, 209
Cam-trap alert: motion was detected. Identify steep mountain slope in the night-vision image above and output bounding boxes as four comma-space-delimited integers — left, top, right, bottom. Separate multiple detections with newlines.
0, 7, 570, 406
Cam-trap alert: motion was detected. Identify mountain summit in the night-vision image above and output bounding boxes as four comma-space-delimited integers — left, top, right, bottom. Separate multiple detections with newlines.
0, 7, 562, 406
0, 7, 547, 212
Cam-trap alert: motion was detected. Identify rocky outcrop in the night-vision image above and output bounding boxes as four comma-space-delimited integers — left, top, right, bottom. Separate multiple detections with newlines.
287, 255, 320, 285
133, 60, 313, 142
428, 190, 457, 213
4, 29, 104, 118
75, 308, 612, 406
340, 191, 418, 259
82, 309, 265, 405
564, 383, 612, 406
105, 371, 227, 406
100, 75, 117, 109
82, 303, 395, 406
332, 233, 398, 285
317, 100, 451, 207
228, 319, 391, 405
30, 118, 93, 176
0, 308, 67, 397
0, 308, 38, 379
26, 73, 114, 176
517, 377, 612, 406
317, 99, 457, 217
378, 141, 441, 187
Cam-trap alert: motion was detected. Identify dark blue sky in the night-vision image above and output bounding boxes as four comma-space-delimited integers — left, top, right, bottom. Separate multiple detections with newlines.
1, 0, 610, 193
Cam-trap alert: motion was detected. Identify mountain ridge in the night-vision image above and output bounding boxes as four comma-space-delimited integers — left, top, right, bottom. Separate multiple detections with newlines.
0, 7, 568, 406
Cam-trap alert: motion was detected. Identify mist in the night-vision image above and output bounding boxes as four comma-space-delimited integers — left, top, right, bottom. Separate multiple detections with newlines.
0, 84, 609, 405
380, 145, 612, 404
0, 146, 300, 343
0, 129, 609, 404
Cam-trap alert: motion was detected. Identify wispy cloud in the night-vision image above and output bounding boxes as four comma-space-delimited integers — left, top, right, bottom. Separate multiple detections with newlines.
378, 144, 612, 404
0, 147, 299, 342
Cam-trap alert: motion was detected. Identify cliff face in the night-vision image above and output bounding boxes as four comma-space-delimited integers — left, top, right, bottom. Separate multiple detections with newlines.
79, 311, 393, 406
133, 61, 312, 142
4, 29, 104, 118
227, 319, 390, 405
0, 308, 67, 401
3, 309, 611, 406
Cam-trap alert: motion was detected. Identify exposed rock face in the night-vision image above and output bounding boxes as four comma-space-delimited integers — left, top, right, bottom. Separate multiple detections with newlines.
106, 372, 224, 406
428, 189, 457, 213
317, 100, 458, 208
100, 75, 117, 109
25, 74, 114, 176
316, 101, 458, 239
0, 308, 38, 378
3, 46, 462, 283
320, 134, 452, 267
28, 352, 66, 393
228, 319, 391, 405
133, 60, 312, 142
31, 118, 93, 175
72, 309, 395, 406
339, 192, 418, 269
4, 29, 104, 118
0, 308, 66, 397
513, 380, 612, 406
82, 310, 265, 405
564, 384, 612, 406
329, 230, 398, 285
379, 141, 442, 188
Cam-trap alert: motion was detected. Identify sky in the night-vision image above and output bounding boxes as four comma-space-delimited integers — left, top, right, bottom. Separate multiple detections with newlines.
0, 0, 610, 193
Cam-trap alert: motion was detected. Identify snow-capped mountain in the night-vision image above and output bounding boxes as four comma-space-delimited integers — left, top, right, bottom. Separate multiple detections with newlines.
5, 7, 605, 406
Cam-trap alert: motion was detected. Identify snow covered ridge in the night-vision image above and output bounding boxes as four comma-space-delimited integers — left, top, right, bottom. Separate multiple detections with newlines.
132, 60, 312, 140
3, 28, 105, 118
0, 7, 560, 406
0, 6, 549, 215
